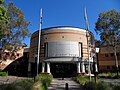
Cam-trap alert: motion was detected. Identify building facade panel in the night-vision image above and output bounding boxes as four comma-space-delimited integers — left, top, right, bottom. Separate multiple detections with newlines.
28, 27, 95, 77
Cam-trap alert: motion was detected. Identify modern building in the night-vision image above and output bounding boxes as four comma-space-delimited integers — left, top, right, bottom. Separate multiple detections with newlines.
98, 46, 120, 72
28, 26, 96, 77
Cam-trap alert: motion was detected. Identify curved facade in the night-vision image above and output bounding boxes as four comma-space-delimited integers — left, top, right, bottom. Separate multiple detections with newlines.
28, 26, 96, 77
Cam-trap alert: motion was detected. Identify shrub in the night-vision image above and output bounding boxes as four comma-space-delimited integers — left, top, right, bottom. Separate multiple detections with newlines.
36, 73, 53, 90
75, 75, 89, 85
84, 81, 112, 90
31, 81, 42, 90
0, 71, 8, 76
84, 81, 97, 90
112, 85, 120, 90
99, 72, 120, 79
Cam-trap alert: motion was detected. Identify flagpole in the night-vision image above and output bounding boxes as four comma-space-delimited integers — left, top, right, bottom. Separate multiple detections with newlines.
37, 8, 42, 76
84, 7, 91, 81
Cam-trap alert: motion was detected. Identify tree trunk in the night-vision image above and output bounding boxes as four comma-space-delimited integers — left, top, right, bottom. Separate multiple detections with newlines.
114, 46, 119, 78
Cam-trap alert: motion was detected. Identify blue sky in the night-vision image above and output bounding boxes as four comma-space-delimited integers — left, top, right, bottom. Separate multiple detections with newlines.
5, 0, 120, 46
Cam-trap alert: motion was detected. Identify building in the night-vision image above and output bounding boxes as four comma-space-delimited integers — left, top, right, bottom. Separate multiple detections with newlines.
0, 46, 29, 76
28, 26, 96, 77
98, 46, 120, 72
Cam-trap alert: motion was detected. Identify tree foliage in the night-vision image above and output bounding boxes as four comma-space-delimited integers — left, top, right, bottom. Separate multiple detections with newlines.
0, 0, 9, 39
0, 2, 31, 50
95, 9, 120, 78
95, 9, 120, 46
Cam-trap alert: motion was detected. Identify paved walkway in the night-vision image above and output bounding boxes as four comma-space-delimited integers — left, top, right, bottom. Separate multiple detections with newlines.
0, 76, 31, 85
48, 78, 83, 90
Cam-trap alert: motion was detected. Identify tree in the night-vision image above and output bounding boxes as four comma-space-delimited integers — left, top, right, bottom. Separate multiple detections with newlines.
0, 2, 31, 50
95, 9, 120, 78
0, 0, 9, 40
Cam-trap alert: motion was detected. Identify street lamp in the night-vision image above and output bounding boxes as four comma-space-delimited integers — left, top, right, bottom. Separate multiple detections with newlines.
93, 47, 99, 83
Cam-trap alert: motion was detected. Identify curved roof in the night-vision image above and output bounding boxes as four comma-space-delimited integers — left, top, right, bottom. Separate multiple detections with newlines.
32, 26, 94, 37
42, 26, 86, 32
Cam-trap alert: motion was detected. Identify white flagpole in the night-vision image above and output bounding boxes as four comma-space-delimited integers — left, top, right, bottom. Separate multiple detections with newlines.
84, 7, 91, 81
37, 8, 42, 76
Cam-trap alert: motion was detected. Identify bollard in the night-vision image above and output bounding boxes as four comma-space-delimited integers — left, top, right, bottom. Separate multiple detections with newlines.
65, 83, 68, 90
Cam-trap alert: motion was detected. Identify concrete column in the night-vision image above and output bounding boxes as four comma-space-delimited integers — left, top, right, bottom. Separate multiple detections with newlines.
77, 62, 81, 73
81, 62, 85, 73
28, 62, 31, 76
42, 62, 45, 73
47, 62, 50, 73
95, 63, 98, 72
28, 62, 31, 72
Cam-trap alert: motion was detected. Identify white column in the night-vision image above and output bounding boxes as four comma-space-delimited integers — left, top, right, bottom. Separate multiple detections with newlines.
47, 62, 50, 73
95, 63, 98, 72
81, 62, 85, 73
77, 62, 81, 73
28, 62, 31, 72
42, 62, 45, 73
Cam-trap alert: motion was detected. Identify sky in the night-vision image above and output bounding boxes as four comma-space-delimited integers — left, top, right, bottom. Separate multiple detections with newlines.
5, 0, 120, 46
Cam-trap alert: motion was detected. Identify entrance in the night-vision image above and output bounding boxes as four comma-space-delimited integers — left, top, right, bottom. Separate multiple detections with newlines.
50, 63, 77, 78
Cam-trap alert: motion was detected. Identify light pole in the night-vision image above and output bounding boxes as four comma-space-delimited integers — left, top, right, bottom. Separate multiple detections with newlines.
84, 7, 91, 81
37, 8, 42, 77
94, 47, 99, 83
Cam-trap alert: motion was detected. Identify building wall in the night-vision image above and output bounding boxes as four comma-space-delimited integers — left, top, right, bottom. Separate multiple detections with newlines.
29, 27, 95, 63
0, 46, 29, 70
98, 46, 120, 72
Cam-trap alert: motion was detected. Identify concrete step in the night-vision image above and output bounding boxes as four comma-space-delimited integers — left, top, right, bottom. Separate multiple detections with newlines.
48, 78, 83, 90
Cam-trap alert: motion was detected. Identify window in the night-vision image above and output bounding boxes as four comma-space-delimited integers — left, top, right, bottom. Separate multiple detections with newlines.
116, 53, 119, 56
107, 66, 110, 69
112, 66, 115, 69
105, 54, 108, 57
110, 53, 114, 57
119, 65, 120, 69
44, 43, 48, 57
0, 54, 1, 58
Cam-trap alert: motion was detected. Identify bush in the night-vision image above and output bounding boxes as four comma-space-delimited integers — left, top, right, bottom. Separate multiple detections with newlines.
35, 73, 53, 90
84, 81, 97, 90
75, 75, 89, 85
99, 72, 120, 79
112, 85, 120, 90
84, 81, 113, 90
0, 71, 8, 76
31, 81, 42, 90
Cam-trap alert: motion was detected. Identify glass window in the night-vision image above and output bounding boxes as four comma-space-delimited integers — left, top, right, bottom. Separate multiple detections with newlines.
117, 53, 119, 56
110, 53, 114, 57
107, 66, 110, 69
105, 54, 108, 57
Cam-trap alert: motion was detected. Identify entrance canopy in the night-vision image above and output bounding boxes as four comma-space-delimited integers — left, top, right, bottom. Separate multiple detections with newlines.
44, 57, 81, 63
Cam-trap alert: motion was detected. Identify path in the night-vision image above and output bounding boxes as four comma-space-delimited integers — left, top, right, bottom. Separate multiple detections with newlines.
48, 78, 83, 90
0, 76, 31, 85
